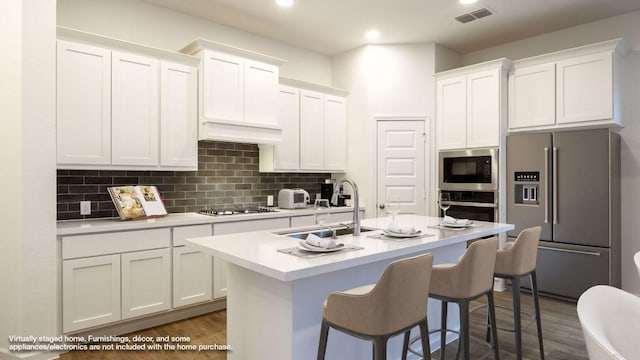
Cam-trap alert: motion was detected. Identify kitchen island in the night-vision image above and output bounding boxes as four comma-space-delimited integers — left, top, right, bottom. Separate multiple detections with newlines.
187, 215, 514, 360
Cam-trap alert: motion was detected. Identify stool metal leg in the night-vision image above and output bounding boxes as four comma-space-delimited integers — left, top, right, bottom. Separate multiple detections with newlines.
487, 291, 500, 360
512, 276, 522, 360
317, 319, 329, 360
531, 271, 545, 359
419, 319, 432, 360
459, 300, 470, 360
441, 301, 448, 359
402, 331, 410, 360
373, 336, 387, 360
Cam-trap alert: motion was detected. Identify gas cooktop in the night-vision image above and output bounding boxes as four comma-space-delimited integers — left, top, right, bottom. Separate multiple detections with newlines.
198, 207, 278, 216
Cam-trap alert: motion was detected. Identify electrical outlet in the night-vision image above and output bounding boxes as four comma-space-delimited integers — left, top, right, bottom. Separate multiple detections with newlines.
80, 201, 91, 215
267, 195, 274, 207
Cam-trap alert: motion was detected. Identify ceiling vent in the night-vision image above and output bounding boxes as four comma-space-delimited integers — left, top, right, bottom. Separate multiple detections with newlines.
455, 7, 494, 24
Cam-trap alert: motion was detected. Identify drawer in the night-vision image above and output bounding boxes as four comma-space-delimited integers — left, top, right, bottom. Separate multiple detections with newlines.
214, 217, 289, 235
173, 224, 213, 246
62, 228, 170, 260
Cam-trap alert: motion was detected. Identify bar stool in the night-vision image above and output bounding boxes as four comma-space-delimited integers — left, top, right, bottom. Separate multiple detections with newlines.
491, 226, 544, 360
317, 253, 434, 360
409, 237, 500, 360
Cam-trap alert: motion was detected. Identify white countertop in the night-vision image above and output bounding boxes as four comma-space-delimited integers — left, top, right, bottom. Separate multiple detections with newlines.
56, 207, 359, 236
186, 215, 514, 282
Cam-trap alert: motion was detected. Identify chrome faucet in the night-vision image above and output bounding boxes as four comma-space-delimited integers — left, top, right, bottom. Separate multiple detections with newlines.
331, 178, 361, 236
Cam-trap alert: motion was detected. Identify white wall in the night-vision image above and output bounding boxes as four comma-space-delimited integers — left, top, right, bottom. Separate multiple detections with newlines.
460, 11, 640, 295
0, 0, 57, 358
56, 0, 333, 86
462, 10, 640, 64
332, 44, 437, 218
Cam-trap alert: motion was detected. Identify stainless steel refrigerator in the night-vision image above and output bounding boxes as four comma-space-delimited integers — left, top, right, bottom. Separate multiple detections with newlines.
506, 128, 620, 300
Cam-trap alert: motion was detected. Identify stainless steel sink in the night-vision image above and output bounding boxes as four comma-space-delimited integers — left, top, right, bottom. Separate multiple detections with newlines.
283, 226, 376, 240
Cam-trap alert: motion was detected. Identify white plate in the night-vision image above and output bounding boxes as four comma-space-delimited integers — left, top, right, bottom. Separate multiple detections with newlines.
439, 222, 473, 228
297, 242, 345, 253
382, 229, 423, 238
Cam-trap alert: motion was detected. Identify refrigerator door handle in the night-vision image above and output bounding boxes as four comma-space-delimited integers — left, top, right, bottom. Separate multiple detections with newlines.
544, 147, 549, 224
539, 246, 602, 257
553, 146, 558, 224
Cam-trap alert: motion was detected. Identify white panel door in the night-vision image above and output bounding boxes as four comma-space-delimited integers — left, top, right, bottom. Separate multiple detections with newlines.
202, 49, 244, 122
244, 59, 279, 127
467, 69, 500, 148
299, 90, 324, 170
508, 63, 556, 129
121, 248, 171, 319
376, 120, 426, 216
556, 52, 613, 124
436, 76, 467, 150
62, 254, 121, 332
160, 61, 197, 168
56, 40, 111, 165
111, 51, 159, 166
274, 86, 300, 170
323, 95, 347, 171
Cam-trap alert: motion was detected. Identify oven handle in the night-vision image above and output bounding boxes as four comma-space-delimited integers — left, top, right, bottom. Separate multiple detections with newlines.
447, 201, 498, 208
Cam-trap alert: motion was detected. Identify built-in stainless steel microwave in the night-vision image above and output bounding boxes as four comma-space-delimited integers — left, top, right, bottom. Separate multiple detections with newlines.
439, 148, 498, 191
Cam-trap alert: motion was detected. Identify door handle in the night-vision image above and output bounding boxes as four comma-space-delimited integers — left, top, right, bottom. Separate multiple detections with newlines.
544, 147, 549, 224
538, 246, 601, 257
553, 147, 558, 225
379, 203, 385, 210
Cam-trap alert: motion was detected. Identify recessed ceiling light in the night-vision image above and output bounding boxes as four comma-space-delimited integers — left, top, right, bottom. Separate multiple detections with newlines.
460, 0, 478, 4
276, 0, 293, 7
365, 30, 380, 41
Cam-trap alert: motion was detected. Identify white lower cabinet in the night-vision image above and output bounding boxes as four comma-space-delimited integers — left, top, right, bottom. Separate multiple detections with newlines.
212, 217, 290, 299
62, 254, 121, 333
121, 248, 171, 319
172, 225, 213, 307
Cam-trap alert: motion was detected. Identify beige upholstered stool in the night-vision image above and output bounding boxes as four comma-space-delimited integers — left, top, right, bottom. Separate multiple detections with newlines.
317, 253, 434, 360
413, 237, 500, 360
491, 226, 544, 360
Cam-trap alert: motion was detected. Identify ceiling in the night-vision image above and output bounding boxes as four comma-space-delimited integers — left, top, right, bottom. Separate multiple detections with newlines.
142, 0, 640, 56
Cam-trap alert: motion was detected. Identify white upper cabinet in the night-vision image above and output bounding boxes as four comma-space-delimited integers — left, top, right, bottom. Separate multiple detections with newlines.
271, 85, 300, 171
436, 75, 467, 150
556, 52, 613, 124
323, 95, 347, 171
160, 61, 198, 168
508, 39, 628, 132
299, 90, 325, 170
436, 59, 509, 150
259, 79, 348, 173
56, 28, 199, 170
181, 39, 285, 144
111, 51, 160, 166
57, 40, 112, 165
508, 63, 556, 129
202, 50, 244, 123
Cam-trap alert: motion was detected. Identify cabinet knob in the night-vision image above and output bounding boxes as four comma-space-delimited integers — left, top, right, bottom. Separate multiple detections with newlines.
379, 204, 385, 210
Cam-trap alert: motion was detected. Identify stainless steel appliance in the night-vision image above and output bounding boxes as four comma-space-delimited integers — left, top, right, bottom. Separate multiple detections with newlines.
440, 190, 498, 222
278, 189, 310, 209
507, 129, 620, 300
439, 148, 498, 191
199, 206, 277, 216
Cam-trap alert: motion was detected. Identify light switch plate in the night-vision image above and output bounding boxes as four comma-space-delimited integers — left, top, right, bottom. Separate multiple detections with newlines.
80, 201, 91, 215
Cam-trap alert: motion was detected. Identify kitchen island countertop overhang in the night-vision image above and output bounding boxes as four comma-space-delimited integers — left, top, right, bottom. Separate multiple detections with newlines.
186, 215, 514, 282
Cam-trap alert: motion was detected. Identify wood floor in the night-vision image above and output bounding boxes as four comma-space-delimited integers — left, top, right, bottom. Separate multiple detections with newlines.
59, 290, 587, 360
